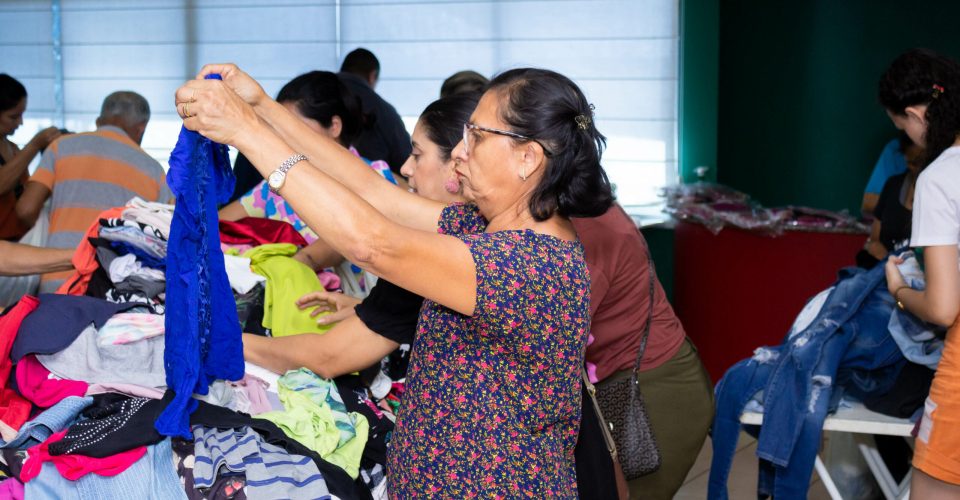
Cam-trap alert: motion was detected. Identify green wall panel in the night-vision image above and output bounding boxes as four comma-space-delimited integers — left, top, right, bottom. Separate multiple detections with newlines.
716, 0, 960, 213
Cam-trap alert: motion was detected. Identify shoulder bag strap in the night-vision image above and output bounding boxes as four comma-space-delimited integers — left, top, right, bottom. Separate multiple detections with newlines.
631, 241, 657, 376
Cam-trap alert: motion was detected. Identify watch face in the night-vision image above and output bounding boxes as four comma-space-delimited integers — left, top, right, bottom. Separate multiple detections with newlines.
268, 171, 284, 189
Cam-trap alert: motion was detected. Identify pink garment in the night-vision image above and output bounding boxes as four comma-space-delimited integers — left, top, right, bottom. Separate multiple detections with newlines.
85, 383, 164, 400
0, 478, 24, 499
15, 355, 88, 408
230, 374, 272, 415
317, 270, 341, 292
21, 430, 147, 482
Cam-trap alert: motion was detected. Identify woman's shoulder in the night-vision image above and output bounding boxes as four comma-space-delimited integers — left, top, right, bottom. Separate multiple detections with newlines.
438, 203, 487, 236
918, 147, 960, 194
923, 146, 960, 176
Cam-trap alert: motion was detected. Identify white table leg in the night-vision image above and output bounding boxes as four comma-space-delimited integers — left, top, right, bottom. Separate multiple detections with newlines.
815, 454, 845, 500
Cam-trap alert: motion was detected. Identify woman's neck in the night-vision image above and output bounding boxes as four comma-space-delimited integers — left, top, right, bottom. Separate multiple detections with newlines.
485, 205, 575, 241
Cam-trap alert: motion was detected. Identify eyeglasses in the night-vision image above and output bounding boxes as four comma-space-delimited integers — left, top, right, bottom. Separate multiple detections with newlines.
462, 123, 552, 156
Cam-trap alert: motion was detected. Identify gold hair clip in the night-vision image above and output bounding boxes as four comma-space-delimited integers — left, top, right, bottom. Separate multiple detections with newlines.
575, 103, 596, 130
575, 115, 591, 130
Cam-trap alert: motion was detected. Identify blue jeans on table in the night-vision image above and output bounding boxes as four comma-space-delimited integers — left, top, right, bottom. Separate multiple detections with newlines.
708, 264, 906, 499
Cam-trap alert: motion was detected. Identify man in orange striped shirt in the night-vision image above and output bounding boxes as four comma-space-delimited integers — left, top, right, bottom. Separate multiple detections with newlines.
15, 91, 172, 292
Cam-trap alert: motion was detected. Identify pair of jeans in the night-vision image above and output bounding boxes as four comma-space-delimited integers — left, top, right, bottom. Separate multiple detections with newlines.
709, 264, 906, 499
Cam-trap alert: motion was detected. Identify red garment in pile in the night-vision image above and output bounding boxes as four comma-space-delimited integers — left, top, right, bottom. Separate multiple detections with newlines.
219, 217, 307, 248
0, 296, 40, 440
56, 207, 125, 296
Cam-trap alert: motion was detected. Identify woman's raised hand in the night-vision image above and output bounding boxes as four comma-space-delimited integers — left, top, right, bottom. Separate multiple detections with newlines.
196, 63, 268, 107
30, 126, 62, 150
175, 76, 259, 146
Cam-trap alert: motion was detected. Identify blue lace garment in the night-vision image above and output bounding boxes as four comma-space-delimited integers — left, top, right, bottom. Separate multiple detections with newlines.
156, 75, 244, 437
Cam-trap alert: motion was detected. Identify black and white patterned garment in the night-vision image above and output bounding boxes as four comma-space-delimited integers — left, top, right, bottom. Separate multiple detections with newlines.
99, 218, 167, 241
47, 396, 165, 458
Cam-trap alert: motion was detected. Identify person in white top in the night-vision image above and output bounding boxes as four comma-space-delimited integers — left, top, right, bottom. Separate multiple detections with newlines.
881, 48, 960, 499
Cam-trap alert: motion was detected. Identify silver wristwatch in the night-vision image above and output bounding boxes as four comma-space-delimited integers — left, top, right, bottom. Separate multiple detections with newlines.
268, 154, 308, 194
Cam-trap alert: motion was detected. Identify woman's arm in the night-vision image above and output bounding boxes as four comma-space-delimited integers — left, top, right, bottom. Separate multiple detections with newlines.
0, 128, 60, 195
865, 220, 888, 261
15, 181, 50, 228
293, 240, 345, 271
887, 245, 960, 326
201, 64, 444, 232
255, 99, 443, 231
180, 77, 478, 315
218, 199, 250, 221
242, 315, 399, 377
0, 241, 73, 276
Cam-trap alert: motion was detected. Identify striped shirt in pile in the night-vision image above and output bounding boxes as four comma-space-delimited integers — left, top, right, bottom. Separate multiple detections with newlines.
29, 125, 172, 292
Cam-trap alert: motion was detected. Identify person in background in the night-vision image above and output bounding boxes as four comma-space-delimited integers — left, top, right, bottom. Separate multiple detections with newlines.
15, 90, 170, 292
857, 141, 923, 268
879, 48, 960, 499
338, 48, 412, 174
440, 70, 489, 98
0, 74, 62, 241
862, 132, 911, 219
573, 206, 714, 500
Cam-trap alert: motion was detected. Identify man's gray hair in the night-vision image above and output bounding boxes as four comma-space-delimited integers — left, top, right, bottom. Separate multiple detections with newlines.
99, 91, 150, 125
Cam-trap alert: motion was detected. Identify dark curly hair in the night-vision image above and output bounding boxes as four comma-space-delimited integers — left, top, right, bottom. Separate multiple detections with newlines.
276, 71, 368, 147
879, 48, 960, 168
486, 68, 614, 220
0, 74, 27, 113
419, 92, 480, 162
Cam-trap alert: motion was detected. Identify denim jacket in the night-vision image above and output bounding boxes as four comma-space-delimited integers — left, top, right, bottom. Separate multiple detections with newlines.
709, 263, 905, 499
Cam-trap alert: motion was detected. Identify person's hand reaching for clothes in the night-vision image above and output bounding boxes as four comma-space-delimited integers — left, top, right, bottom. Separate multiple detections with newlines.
296, 290, 362, 326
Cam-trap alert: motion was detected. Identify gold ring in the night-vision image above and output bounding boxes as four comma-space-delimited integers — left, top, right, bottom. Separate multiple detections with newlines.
183, 103, 191, 118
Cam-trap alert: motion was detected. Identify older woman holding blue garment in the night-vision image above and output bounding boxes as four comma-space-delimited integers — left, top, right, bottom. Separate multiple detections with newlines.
176, 64, 614, 497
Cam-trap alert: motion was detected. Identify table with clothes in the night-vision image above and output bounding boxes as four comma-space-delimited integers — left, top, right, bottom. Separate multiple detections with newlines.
708, 254, 942, 499
0, 194, 408, 499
